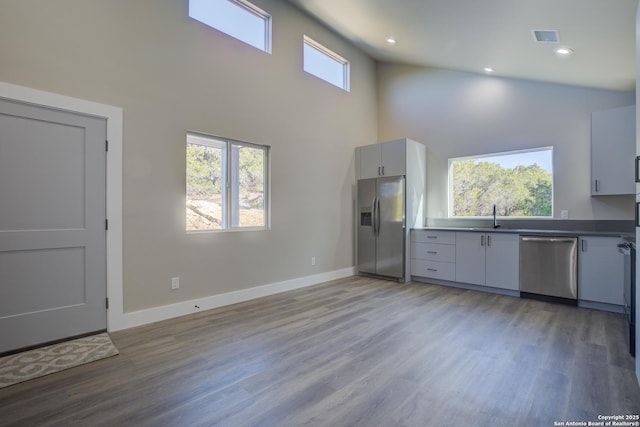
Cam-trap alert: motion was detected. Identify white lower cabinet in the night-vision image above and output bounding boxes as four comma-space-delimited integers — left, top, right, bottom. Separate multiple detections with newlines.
486, 233, 520, 290
410, 230, 455, 281
411, 229, 625, 310
578, 236, 624, 306
454, 232, 484, 285
455, 232, 519, 291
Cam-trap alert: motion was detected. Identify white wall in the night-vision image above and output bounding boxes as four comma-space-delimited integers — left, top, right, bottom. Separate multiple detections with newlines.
377, 63, 635, 220
0, 0, 377, 313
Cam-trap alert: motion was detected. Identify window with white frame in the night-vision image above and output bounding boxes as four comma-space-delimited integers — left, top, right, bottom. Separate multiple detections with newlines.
303, 35, 350, 91
187, 132, 269, 231
448, 147, 553, 218
189, 0, 272, 53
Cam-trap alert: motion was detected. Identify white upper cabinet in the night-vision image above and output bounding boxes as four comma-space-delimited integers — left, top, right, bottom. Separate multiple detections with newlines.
356, 139, 406, 179
591, 105, 635, 196
379, 139, 406, 177
357, 143, 382, 179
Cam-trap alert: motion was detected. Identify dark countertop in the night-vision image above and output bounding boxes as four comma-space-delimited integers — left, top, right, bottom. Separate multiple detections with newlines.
412, 226, 633, 239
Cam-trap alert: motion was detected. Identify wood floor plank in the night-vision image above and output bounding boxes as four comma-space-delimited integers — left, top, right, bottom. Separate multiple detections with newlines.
1, 276, 639, 426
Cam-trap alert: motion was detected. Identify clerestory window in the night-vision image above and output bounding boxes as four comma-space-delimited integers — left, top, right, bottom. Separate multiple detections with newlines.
189, 0, 272, 53
303, 35, 350, 91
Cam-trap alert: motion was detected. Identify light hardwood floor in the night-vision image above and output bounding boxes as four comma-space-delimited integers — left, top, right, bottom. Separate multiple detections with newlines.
2, 276, 639, 426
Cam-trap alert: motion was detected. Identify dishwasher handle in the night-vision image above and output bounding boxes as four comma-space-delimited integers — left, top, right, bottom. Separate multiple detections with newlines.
520, 236, 576, 244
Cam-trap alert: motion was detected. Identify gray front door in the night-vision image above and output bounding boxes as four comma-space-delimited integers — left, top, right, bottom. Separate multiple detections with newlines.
0, 98, 107, 353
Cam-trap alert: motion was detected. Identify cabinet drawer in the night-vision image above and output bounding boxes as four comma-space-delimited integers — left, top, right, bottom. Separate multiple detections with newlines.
412, 230, 456, 245
411, 242, 456, 262
411, 259, 455, 281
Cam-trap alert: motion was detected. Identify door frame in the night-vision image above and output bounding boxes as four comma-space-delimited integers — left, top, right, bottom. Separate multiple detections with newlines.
0, 81, 125, 332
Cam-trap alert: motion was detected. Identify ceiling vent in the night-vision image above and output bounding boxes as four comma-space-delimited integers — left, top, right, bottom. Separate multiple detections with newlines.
531, 30, 559, 43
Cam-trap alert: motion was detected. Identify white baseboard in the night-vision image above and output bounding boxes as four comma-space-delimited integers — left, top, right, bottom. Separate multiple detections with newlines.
110, 267, 356, 332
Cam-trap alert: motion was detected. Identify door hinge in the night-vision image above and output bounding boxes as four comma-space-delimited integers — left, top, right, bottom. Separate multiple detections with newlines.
105, 219, 109, 230
106, 140, 109, 152
106, 297, 109, 310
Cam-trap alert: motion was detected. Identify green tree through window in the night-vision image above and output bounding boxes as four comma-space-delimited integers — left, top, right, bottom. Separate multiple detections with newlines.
187, 133, 269, 231
449, 148, 553, 217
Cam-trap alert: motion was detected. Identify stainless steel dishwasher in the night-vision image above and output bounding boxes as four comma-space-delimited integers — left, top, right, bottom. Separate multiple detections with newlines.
519, 235, 578, 302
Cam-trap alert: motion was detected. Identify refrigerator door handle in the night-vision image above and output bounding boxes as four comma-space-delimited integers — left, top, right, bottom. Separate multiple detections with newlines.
371, 197, 377, 236
635, 156, 640, 183
376, 197, 381, 236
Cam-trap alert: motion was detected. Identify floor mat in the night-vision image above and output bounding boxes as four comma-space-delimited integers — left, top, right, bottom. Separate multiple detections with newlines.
0, 332, 119, 389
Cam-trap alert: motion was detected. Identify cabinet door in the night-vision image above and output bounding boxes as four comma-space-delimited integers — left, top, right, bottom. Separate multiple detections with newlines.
485, 233, 519, 290
591, 106, 635, 195
380, 139, 406, 177
579, 236, 624, 305
357, 144, 382, 180
455, 232, 485, 286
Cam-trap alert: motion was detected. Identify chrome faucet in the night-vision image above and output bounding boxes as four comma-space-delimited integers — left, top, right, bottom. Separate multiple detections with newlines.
493, 204, 500, 229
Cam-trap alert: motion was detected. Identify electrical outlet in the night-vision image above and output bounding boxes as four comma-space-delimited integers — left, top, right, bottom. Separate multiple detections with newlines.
311, 257, 316, 266
171, 276, 180, 290
561, 210, 569, 219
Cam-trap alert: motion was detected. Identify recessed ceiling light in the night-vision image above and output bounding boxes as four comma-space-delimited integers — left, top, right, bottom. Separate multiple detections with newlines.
483, 67, 495, 73
385, 36, 396, 45
554, 47, 574, 56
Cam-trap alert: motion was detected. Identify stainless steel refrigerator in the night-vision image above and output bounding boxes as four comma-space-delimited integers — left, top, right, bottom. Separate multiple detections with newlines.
357, 176, 405, 280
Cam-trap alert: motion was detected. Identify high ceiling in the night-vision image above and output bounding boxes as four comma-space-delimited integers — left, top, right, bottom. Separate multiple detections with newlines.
286, 0, 638, 91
